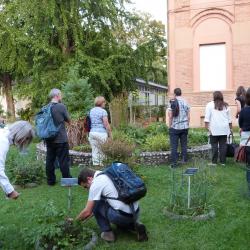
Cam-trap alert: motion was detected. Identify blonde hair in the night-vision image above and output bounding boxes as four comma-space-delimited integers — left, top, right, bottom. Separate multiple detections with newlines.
94, 96, 106, 107
8, 121, 35, 150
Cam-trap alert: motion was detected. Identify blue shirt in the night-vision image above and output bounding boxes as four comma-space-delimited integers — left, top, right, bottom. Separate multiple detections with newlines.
90, 107, 108, 133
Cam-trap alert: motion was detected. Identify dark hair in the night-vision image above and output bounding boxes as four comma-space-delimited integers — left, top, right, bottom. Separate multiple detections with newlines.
236, 86, 246, 98
174, 88, 182, 96
245, 88, 250, 106
78, 168, 95, 185
213, 91, 228, 110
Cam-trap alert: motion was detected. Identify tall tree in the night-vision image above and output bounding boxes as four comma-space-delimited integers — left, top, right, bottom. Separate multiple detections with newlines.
0, 0, 31, 119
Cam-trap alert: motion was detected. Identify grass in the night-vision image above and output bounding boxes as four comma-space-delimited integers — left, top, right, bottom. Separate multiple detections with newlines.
1, 147, 250, 249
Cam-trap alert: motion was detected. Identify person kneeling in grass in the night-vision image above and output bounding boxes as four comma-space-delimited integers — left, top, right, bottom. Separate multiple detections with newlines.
76, 168, 148, 243
0, 121, 35, 199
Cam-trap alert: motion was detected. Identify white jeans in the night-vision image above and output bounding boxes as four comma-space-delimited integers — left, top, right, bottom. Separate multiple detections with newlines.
0, 129, 14, 195
88, 132, 108, 166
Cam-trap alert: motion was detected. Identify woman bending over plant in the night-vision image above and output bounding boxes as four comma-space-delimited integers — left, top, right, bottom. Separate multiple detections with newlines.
0, 121, 35, 199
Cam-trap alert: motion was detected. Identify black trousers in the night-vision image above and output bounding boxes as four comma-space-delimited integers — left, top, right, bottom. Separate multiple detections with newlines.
46, 142, 71, 185
245, 147, 250, 189
210, 135, 227, 164
169, 128, 188, 165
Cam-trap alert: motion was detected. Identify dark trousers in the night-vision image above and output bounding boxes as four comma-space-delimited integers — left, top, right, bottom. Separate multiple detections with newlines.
46, 142, 71, 185
93, 200, 138, 232
210, 135, 227, 164
246, 147, 250, 189
169, 128, 188, 165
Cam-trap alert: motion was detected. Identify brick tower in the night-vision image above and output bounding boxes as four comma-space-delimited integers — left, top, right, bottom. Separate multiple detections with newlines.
168, 0, 250, 127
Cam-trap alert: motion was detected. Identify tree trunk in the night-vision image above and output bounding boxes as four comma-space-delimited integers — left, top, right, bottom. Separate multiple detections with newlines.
2, 73, 15, 121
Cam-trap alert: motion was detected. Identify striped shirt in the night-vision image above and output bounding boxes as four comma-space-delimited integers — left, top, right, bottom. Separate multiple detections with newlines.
168, 97, 190, 130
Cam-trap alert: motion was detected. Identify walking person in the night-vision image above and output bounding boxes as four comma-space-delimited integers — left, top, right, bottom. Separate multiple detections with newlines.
45, 88, 71, 186
0, 121, 34, 199
235, 86, 246, 118
205, 91, 232, 166
167, 88, 190, 168
238, 88, 250, 194
88, 96, 112, 167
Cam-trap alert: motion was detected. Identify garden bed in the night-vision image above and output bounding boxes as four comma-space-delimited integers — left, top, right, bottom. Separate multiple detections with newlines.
37, 143, 211, 166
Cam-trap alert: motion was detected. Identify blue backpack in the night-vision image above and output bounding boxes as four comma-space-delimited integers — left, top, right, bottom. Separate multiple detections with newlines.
35, 103, 60, 139
99, 162, 147, 204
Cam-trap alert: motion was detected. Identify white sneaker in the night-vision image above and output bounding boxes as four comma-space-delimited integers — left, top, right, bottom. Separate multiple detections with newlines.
208, 163, 217, 166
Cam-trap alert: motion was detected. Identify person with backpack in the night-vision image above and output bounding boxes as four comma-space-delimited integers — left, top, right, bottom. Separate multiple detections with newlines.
0, 121, 34, 199
167, 88, 190, 168
88, 96, 112, 167
41, 88, 72, 186
76, 163, 148, 242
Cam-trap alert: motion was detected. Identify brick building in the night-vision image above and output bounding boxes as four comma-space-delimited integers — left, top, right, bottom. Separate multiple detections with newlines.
168, 0, 250, 127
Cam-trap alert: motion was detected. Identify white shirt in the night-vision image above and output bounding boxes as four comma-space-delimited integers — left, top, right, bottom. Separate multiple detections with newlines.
204, 101, 232, 136
88, 171, 139, 214
0, 128, 14, 194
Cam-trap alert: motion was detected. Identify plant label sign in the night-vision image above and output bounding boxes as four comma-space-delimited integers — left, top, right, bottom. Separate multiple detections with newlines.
61, 178, 78, 187
183, 168, 198, 176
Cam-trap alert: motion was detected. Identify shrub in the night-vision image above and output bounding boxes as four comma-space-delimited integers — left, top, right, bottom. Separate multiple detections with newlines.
188, 129, 208, 146
143, 133, 170, 151
118, 125, 147, 145
100, 138, 137, 166
16, 106, 34, 122
62, 65, 94, 120
112, 129, 134, 144
6, 146, 44, 187
144, 122, 168, 136
66, 119, 87, 148
22, 201, 92, 249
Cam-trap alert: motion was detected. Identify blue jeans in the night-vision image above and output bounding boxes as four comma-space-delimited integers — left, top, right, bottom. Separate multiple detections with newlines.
93, 200, 139, 232
169, 128, 188, 165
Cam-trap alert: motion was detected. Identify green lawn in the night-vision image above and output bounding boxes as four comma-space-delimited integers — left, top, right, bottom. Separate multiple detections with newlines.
1, 151, 250, 249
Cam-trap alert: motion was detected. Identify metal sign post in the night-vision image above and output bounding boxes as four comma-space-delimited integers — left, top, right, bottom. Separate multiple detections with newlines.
61, 178, 78, 211
183, 168, 198, 209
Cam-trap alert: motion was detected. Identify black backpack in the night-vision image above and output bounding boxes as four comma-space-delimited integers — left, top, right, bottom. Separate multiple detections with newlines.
170, 98, 179, 117
83, 112, 91, 133
99, 162, 147, 204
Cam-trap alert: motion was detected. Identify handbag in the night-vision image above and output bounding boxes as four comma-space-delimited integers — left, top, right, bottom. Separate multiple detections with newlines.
226, 133, 239, 158
234, 136, 250, 163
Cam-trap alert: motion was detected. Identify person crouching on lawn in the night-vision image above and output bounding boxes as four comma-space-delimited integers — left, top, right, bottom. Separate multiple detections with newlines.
0, 121, 35, 199
76, 168, 148, 242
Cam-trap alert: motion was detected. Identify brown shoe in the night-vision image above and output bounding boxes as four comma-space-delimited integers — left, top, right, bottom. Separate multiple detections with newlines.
135, 223, 148, 242
7, 190, 20, 200
101, 231, 115, 242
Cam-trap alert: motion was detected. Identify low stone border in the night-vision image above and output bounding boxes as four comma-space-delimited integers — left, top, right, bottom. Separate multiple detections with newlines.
36, 143, 211, 167
163, 208, 216, 221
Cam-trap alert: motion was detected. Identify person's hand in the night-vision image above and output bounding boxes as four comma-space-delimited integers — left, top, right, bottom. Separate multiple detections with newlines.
7, 190, 20, 200
76, 211, 85, 221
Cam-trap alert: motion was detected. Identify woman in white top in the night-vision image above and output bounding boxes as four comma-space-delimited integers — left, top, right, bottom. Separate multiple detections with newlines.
204, 91, 232, 166
0, 121, 34, 199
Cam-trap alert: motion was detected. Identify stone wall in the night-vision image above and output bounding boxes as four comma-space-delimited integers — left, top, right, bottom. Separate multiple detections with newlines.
37, 143, 211, 167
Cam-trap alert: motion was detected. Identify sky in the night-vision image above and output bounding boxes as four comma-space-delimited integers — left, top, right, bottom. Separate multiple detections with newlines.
127, 0, 167, 24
